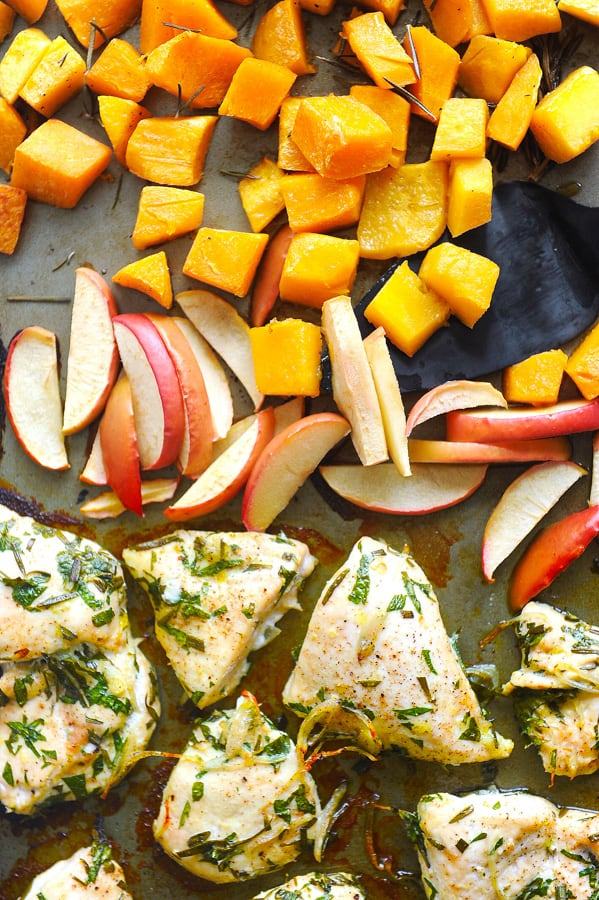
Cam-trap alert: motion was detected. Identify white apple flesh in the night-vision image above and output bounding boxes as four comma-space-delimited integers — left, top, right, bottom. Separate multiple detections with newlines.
364, 327, 410, 476
406, 379, 507, 436
273, 397, 305, 435
80, 478, 178, 519
173, 317, 233, 441
80, 429, 107, 485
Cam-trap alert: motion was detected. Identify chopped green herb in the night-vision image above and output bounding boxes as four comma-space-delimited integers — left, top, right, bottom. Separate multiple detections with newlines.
63, 773, 88, 800
92, 608, 115, 627
86, 840, 112, 884
180, 800, 191, 827
2, 762, 14, 786
422, 649, 437, 674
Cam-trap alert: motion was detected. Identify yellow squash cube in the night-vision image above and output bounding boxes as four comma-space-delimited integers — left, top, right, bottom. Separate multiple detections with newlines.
423, 0, 490, 46
99, 96, 150, 166
402, 26, 460, 123
0, 28, 50, 104
113, 251, 173, 308
252, 0, 314, 76
19, 35, 85, 117
487, 54, 543, 151
350, 85, 410, 158
531, 66, 599, 164
132, 186, 205, 249
55, 0, 141, 47
0, 2, 15, 42
0, 98, 26, 174
343, 12, 414, 88
126, 116, 218, 186
6, 0, 46, 23
299, 0, 335, 15
250, 319, 322, 397
278, 98, 314, 172
219, 58, 296, 130
481, 0, 561, 41
279, 233, 360, 309
419, 242, 500, 328
566, 323, 599, 400
0, 184, 27, 255
431, 98, 488, 161
364, 261, 449, 357
281, 172, 364, 233
459, 35, 531, 104
183, 228, 268, 297
239, 157, 285, 233
86, 39, 151, 102
504, 350, 567, 406
358, 0, 405, 25
558, 0, 599, 25
140, 0, 237, 53
447, 158, 493, 238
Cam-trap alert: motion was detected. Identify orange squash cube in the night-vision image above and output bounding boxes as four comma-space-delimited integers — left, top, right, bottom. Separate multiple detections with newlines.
86, 39, 151, 102
531, 66, 599, 164
132, 186, 205, 249
343, 12, 414, 88
357, 0, 405, 25
299, 0, 336, 15
219, 58, 296, 130
419, 242, 500, 328
292, 95, 392, 179
183, 228, 269, 297
423, 0, 484, 47
113, 252, 173, 309
126, 116, 218, 185
99, 96, 151, 165
566, 324, 599, 400
19, 36, 85, 117
350, 85, 410, 157
431, 98, 488, 161
239, 158, 285, 232
364, 261, 449, 357
504, 350, 567, 406
0, 99, 26, 174
480, 0, 561, 40
279, 232, 360, 308
459, 36, 532, 104
250, 319, 322, 396
281, 172, 364, 233
468, 0, 493, 37
6, 0, 47, 22
11, 119, 111, 208
0, 28, 51, 104
0, 184, 26, 255
0, 2, 15, 41
487, 54, 543, 151
402, 26, 460, 123
54, 0, 141, 47
278, 98, 314, 172
558, 0, 599, 25
447, 158, 493, 238
252, 0, 315, 76
140, 0, 237, 53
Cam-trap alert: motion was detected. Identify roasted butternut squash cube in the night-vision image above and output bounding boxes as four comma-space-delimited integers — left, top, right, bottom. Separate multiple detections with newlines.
447, 158, 493, 238
250, 319, 322, 396
281, 172, 364, 233
239, 158, 285, 232
55, 0, 141, 47
278, 98, 315, 172
279, 232, 360, 308
343, 12, 414, 88
468, 0, 493, 37
0, 2, 15, 41
364, 261, 449, 357
504, 350, 567, 406
126, 116, 218, 185
299, 0, 335, 14
99, 96, 151, 165
86, 39, 151, 102
292, 95, 392, 179
423, 0, 486, 47
7, 0, 46, 22
11, 119, 111, 208
487, 53, 543, 151
219, 58, 296, 130
402, 25, 459, 123
113, 251, 173, 308
140, 0, 237, 53
358, 161, 448, 260
19, 36, 85, 117
0, 99, 26, 174
419, 242, 500, 328
566, 323, 599, 400
252, 0, 314, 76
431, 98, 488, 161
459, 36, 532, 104
558, 0, 599, 25
145, 32, 251, 108
132, 186, 205, 249
0, 28, 50, 104
481, 0, 561, 40
350, 85, 410, 157
357, 0, 405, 25
0, 184, 26, 255
531, 66, 599, 164
183, 228, 269, 297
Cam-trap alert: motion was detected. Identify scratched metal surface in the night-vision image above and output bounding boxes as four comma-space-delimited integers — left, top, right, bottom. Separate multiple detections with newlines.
1, 2, 599, 897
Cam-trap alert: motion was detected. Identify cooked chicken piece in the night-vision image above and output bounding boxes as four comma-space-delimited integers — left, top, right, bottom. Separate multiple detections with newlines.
22, 840, 131, 899
283, 537, 512, 765
154, 692, 320, 883
515, 690, 599, 778
253, 872, 365, 899
413, 790, 599, 899
0, 637, 159, 814
0, 504, 127, 661
123, 531, 315, 707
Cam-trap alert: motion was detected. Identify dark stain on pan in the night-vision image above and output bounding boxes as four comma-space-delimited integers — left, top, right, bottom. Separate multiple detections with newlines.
0, 482, 82, 532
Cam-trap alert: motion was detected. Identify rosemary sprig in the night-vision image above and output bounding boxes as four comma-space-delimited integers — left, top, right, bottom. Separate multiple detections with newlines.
384, 77, 436, 121
175, 83, 205, 116
405, 25, 420, 81
51, 251, 75, 272
7, 296, 71, 303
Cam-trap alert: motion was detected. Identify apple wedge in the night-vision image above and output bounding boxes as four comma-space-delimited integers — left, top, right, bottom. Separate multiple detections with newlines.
320, 463, 488, 515
80, 430, 107, 485
63, 268, 119, 435
447, 398, 599, 443
146, 314, 213, 478
274, 397, 305, 434
364, 327, 410, 476
409, 437, 572, 465
173, 317, 233, 441
322, 295, 387, 467
510, 505, 599, 610
242, 413, 351, 531
406, 380, 507, 436
80, 478, 178, 519
100, 373, 142, 515
165, 408, 275, 521
250, 224, 293, 327
212, 413, 257, 460
591, 432, 599, 506
113, 314, 185, 470
177, 290, 263, 410
4, 326, 69, 471
482, 461, 586, 583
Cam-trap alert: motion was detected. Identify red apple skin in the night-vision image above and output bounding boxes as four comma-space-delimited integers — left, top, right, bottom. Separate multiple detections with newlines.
100, 376, 143, 515
409, 437, 571, 464
250, 225, 293, 327
447, 399, 599, 443
509, 505, 599, 610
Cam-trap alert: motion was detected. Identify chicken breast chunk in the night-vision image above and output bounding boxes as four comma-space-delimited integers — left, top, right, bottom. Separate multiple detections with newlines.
253, 872, 366, 899
22, 840, 132, 899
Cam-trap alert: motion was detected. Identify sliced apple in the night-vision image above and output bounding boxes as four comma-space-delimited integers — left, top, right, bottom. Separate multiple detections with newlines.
482, 461, 586, 583
274, 397, 305, 434
320, 463, 487, 515
177, 290, 263, 410
242, 413, 351, 531
113, 314, 185, 470
165, 408, 275, 521
447, 398, 599, 443
146, 313, 213, 478
212, 413, 257, 459
409, 437, 572, 465
406, 380, 507, 437
63, 268, 119, 436
80, 478, 178, 519
4, 326, 69, 471
100, 373, 142, 515
364, 327, 410, 476
322, 295, 387, 467
591, 432, 599, 507
80, 429, 107, 485
250, 224, 293, 327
